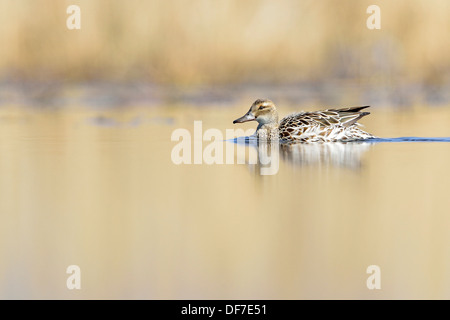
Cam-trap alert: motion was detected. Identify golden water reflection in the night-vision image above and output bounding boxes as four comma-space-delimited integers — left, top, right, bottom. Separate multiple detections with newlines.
0, 106, 450, 299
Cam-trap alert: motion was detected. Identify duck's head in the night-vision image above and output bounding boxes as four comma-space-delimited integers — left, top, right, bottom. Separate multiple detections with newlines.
233, 99, 279, 126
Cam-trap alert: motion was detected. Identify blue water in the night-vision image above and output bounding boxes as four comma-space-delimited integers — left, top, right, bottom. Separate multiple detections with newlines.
230, 136, 450, 145
369, 137, 450, 143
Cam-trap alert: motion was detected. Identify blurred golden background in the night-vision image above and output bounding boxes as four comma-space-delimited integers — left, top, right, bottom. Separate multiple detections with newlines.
0, 0, 449, 87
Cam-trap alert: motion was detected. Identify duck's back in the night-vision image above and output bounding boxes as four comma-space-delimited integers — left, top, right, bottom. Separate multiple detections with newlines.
278, 106, 375, 142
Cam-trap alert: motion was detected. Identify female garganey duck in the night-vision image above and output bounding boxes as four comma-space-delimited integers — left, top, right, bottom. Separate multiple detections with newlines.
233, 99, 376, 143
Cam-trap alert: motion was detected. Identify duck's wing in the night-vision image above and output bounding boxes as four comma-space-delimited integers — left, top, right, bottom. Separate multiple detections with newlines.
278, 106, 372, 141
323, 106, 371, 127
281, 106, 370, 128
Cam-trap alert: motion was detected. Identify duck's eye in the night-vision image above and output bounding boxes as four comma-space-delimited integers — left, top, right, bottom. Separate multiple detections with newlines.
258, 106, 265, 110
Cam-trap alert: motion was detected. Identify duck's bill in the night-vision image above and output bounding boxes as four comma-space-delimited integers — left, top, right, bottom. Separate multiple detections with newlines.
233, 113, 255, 124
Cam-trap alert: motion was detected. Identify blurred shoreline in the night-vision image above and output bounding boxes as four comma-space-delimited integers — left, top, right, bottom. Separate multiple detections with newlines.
1, 80, 449, 109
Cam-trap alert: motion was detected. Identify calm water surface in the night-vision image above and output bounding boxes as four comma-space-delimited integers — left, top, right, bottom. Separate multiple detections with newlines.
0, 105, 450, 299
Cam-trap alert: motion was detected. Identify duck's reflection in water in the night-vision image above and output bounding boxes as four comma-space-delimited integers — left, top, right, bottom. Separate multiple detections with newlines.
232, 137, 280, 175
280, 141, 373, 169
232, 137, 374, 172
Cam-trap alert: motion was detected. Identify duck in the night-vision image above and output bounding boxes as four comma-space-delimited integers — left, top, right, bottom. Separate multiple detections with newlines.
233, 99, 376, 143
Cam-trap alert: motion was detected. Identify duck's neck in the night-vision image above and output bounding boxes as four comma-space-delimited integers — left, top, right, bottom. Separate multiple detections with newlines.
257, 122, 279, 140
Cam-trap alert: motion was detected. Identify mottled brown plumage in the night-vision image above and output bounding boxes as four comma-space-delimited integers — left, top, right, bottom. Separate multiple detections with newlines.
233, 99, 376, 143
